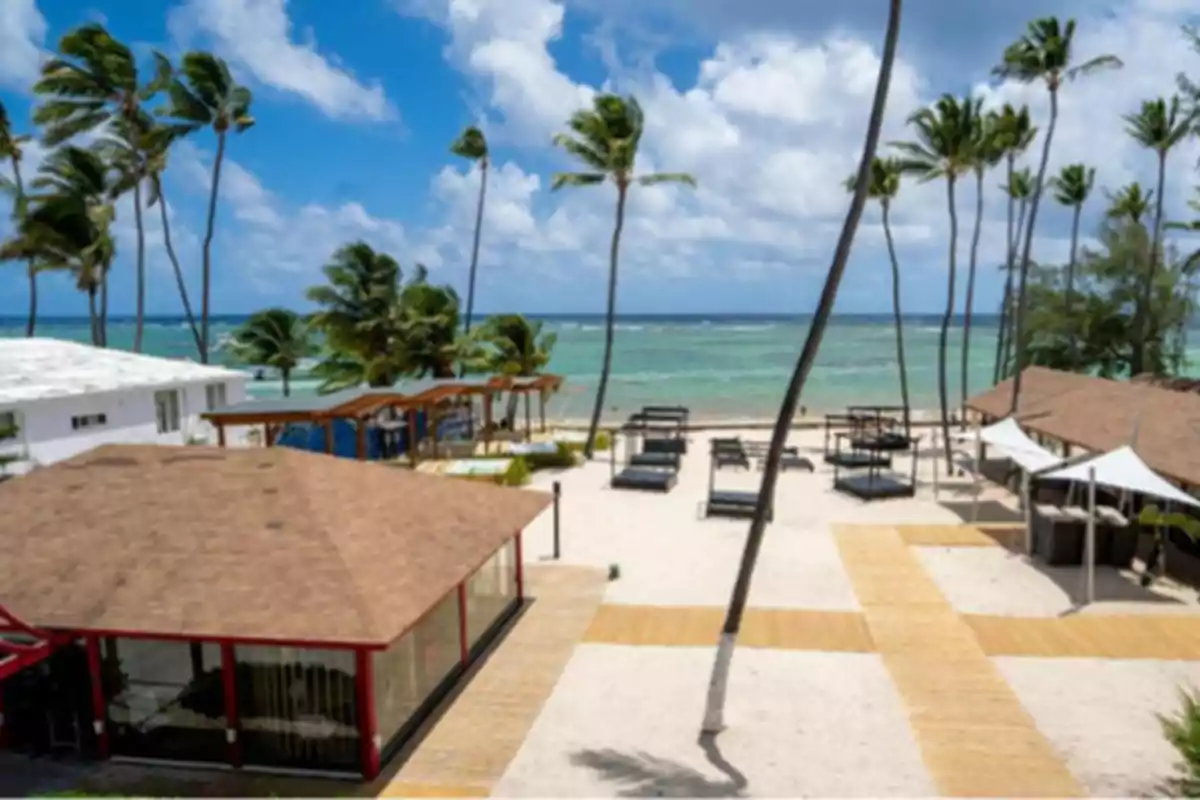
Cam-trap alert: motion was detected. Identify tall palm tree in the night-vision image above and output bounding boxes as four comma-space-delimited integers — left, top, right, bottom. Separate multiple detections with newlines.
480, 313, 558, 427
1123, 95, 1195, 375
227, 308, 316, 397
162, 52, 255, 364
33, 24, 172, 352
702, 0, 903, 734
0, 101, 35, 336
1106, 182, 1154, 226
998, 167, 1034, 378
397, 275, 474, 378
551, 94, 696, 459
843, 157, 910, 420
990, 104, 1036, 384
994, 16, 1121, 412
451, 125, 489, 345
892, 94, 979, 469
961, 110, 1003, 411
1048, 162, 1095, 368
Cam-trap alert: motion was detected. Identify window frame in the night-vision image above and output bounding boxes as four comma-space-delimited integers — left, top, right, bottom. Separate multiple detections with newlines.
154, 389, 182, 435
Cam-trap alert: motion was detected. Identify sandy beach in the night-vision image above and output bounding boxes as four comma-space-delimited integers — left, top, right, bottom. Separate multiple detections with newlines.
490, 425, 1200, 798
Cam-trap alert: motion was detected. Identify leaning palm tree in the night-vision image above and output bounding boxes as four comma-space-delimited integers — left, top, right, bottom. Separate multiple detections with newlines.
843, 157, 910, 421
1048, 163, 1095, 368
451, 125, 489, 345
162, 52, 255, 364
702, 0, 903, 734
33, 24, 172, 352
227, 308, 316, 397
997, 166, 1034, 378
892, 94, 979, 469
551, 94, 696, 459
1123, 95, 1195, 375
989, 104, 1036, 383
0, 100, 35, 336
961, 110, 1004, 412
994, 16, 1121, 411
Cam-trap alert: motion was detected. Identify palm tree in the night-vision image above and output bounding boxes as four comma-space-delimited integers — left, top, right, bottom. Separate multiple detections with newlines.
843, 157, 910, 421
1123, 95, 1195, 375
1106, 182, 1154, 226
33, 24, 172, 352
1048, 163, 1095, 368
990, 104, 1036, 384
961, 110, 1003, 412
451, 125, 489, 345
480, 314, 558, 427
396, 274, 475, 378
892, 94, 979, 469
162, 52, 255, 364
994, 16, 1121, 412
998, 167, 1034, 378
1165, 190, 1200, 274
550, 94, 696, 459
702, 0, 903, 734
227, 308, 316, 397
0, 100, 35, 336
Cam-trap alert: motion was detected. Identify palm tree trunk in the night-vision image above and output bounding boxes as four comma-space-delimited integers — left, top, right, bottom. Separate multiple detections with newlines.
200, 131, 228, 364
87, 287, 99, 345
132, 180, 147, 353
701, 0, 902, 734
1002, 196, 1030, 378
582, 183, 628, 459
282, 368, 291, 397
157, 178, 204, 359
1065, 204, 1082, 368
1137, 151, 1168, 375
961, 169, 984, 415
10, 157, 36, 337
882, 201, 911, 424
99, 269, 110, 347
459, 159, 489, 377
993, 156, 1016, 384
1010, 86, 1059, 413
938, 177, 959, 469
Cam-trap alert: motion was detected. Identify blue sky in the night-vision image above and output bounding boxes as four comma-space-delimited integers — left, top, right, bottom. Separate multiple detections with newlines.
1, 0, 1198, 318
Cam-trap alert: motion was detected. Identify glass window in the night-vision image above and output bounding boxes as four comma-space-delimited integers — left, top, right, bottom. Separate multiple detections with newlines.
465, 539, 518, 650
102, 639, 227, 763
70, 413, 107, 430
0, 411, 17, 440
154, 390, 181, 434
234, 645, 360, 772
373, 590, 462, 755
205, 383, 227, 412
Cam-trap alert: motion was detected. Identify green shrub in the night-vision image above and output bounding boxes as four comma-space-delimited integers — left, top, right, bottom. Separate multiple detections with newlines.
1160, 686, 1200, 796
562, 430, 611, 453
524, 441, 578, 470
502, 456, 532, 486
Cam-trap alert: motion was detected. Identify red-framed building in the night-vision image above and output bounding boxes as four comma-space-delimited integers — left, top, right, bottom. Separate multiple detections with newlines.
0, 444, 548, 779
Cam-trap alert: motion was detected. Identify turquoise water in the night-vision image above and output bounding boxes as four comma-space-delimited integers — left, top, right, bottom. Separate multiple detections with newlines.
5, 314, 1196, 420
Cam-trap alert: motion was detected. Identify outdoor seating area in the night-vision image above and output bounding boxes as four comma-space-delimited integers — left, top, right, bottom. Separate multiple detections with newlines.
830, 431, 917, 501
607, 406, 690, 493
705, 437, 773, 520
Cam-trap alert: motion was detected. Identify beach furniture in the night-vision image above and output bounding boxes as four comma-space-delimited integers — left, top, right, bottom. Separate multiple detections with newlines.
831, 432, 917, 501
711, 437, 752, 470
739, 440, 815, 472
609, 425, 679, 493
627, 409, 688, 454
704, 439, 773, 520
1031, 503, 1087, 565
846, 405, 912, 452
822, 414, 892, 468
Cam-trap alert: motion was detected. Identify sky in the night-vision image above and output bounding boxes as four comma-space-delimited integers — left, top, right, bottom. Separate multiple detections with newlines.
1, 0, 1199, 318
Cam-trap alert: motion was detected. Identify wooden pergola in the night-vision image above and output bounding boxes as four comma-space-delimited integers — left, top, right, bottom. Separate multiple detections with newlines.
201, 374, 565, 463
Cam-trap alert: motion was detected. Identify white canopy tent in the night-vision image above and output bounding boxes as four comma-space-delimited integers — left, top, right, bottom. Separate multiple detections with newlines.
1041, 446, 1200, 604
942, 417, 1064, 524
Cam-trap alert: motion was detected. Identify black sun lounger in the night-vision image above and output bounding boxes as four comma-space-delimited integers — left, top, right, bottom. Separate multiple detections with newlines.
824, 450, 891, 468
833, 472, 915, 500
705, 490, 773, 520
629, 451, 682, 469
612, 467, 677, 492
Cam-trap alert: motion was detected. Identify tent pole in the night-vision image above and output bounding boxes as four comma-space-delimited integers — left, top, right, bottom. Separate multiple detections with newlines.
1086, 466, 1097, 605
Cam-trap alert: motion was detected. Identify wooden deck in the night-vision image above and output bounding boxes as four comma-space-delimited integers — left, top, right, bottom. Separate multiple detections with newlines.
894, 523, 1025, 549
967, 613, 1200, 660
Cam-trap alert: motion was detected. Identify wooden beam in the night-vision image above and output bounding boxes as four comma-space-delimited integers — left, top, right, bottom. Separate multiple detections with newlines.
324, 420, 334, 454
524, 391, 532, 442
408, 410, 419, 466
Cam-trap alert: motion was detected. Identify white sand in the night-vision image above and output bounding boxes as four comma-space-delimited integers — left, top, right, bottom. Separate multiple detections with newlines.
492, 645, 936, 798
996, 657, 1200, 796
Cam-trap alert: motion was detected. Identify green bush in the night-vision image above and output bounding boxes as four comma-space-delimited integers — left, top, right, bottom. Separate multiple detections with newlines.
1160, 686, 1200, 796
524, 441, 578, 470
502, 456, 532, 486
561, 430, 611, 453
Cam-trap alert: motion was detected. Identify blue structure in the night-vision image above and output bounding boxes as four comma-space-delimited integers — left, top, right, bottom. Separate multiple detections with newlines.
276, 411, 433, 460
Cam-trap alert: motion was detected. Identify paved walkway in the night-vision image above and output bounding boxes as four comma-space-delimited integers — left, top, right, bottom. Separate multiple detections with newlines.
835, 525, 1084, 798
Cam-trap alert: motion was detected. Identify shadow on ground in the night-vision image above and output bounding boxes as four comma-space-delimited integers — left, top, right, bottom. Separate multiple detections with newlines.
938, 499, 1024, 524
568, 733, 749, 798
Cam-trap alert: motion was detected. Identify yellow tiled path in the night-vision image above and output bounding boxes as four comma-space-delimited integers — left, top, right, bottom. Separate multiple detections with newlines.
583, 604, 873, 651
894, 523, 1025, 549
968, 613, 1200, 660
835, 525, 1084, 798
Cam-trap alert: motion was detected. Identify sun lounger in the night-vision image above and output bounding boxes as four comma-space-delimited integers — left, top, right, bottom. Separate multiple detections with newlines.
711, 439, 751, 470
611, 466, 677, 493
705, 490, 772, 521
629, 451, 681, 469
1032, 504, 1085, 565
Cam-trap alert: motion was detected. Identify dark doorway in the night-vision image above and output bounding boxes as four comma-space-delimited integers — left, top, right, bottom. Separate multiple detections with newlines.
2, 641, 98, 758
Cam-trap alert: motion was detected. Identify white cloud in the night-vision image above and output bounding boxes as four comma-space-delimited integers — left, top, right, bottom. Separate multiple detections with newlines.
0, 0, 47, 91
169, 0, 396, 122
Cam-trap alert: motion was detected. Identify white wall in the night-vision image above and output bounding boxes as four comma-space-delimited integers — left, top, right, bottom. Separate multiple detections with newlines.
0, 376, 248, 472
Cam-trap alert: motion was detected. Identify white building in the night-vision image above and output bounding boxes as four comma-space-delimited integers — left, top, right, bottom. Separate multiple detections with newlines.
0, 338, 249, 473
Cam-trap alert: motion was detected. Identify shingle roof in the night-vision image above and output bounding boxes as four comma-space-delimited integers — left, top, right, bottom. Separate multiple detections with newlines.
0, 338, 245, 405
0, 444, 551, 645
967, 367, 1200, 488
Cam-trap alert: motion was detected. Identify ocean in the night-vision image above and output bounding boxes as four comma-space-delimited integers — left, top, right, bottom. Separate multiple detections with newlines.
4, 314, 1197, 420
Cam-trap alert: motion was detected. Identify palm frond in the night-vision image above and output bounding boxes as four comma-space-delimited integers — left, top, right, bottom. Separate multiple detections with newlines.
637, 172, 696, 187
550, 172, 606, 191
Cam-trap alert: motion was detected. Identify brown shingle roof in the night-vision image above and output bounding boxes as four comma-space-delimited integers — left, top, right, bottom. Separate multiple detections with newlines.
967, 368, 1200, 488
0, 445, 551, 646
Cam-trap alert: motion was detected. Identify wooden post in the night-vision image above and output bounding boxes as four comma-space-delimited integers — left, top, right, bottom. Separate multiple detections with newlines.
483, 393, 494, 454
220, 643, 242, 766
539, 389, 547, 433
407, 410, 419, 466
216, 423, 226, 448
355, 649, 380, 781
429, 404, 440, 459
324, 420, 334, 455
524, 392, 532, 442
514, 531, 524, 601
85, 636, 109, 757
457, 583, 470, 664
265, 424, 277, 447
356, 419, 368, 461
